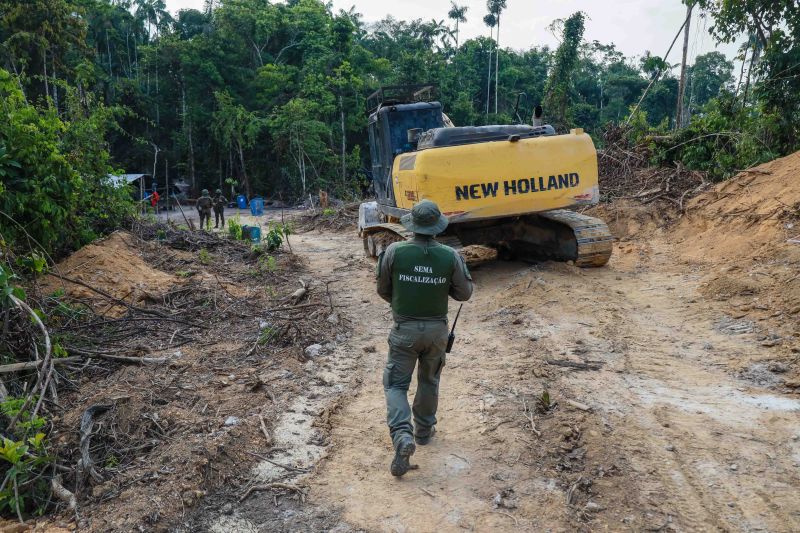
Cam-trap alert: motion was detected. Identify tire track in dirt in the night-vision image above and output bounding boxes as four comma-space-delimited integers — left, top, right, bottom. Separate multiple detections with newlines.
524, 242, 800, 532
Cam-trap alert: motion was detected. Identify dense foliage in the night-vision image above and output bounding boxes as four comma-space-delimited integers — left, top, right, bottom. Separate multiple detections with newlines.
0, 0, 798, 244
0, 68, 133, 258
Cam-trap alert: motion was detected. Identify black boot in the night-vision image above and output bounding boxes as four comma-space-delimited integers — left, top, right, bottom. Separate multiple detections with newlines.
415, 427, 436, 446
390, 437, 416, 477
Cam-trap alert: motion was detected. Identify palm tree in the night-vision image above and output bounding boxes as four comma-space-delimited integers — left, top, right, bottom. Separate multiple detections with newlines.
488, 0, 507, 115
134, 0, 172, 41
483, 12, 496, 118
448, 2, 468, 49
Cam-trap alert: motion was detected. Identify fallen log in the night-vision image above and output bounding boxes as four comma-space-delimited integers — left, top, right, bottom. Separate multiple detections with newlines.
51, 475, 77, 512
91, 353, 169, 364
78, 404, 112, 485
0, 357, 83, 374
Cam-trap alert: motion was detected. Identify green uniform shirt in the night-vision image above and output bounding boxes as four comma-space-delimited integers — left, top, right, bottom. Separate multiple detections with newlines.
213, 195, 227, 210
377, 235, 473, 321
197, 197, 213, 210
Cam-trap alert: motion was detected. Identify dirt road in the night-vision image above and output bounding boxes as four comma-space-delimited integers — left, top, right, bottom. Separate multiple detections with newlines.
202, 226, 799, 532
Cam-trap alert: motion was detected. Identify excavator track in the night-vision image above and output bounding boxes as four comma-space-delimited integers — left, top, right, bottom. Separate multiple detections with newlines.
539, 210, 614, 267
361, 209, 613, 268
361, 224, 498, 266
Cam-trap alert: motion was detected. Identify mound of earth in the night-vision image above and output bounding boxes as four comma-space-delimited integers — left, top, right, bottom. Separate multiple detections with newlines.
593, 152, 799, 370
42, 232, 177, 316
674, 150, 800, 264
674, 152, 800, 330
585, 199, 677, 241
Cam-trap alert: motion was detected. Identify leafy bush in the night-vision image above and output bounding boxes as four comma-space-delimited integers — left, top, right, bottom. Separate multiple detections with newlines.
0, 272, 53, 517
228, 217, 243, 240
0, 265, 25, 304
198, 248, 211, 265
265, 222, 289, 252
650, 93, 778, 180
0, 401, 51, 518
0, 69, 133, 259
258, 254, 277, 273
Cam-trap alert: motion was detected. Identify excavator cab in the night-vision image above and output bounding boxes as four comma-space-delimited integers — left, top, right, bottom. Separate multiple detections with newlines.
367, 85, 443, 208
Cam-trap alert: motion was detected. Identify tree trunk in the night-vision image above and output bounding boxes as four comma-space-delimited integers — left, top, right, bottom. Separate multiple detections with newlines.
42, 47, 50, 106
125, 30, 132, 78
237, 142, 251, 198
736, 45, 748, 94
486, 27, 493, 119
106, 28, 113, 77
229, 147, 234, 189
165, 157, 170, 214
9, 58, 28, 103
742, 43, 760, 108
134, 33, 139, 83
340, 94, 346, 188
675, 2, 692, 129
181, 82, 197, 193
52, 61, 58, 111
151, 143, 159, 185
295, 133, 306, 196
155, 54, 160, 125
495, 16, 500, 115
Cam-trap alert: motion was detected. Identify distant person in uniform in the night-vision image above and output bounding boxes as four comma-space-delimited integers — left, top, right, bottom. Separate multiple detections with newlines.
213, 189, 228, 228
196, 189, 213, 230
376, 199, 473, 477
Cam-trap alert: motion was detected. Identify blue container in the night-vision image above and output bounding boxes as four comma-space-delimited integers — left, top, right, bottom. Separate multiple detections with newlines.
250, 197, 264, 216
236, 194, 247, 209
249, 226, 262, 244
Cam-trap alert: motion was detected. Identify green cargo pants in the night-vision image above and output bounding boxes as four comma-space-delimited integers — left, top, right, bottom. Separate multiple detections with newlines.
384, 320, 448, 449
199, 208, 212, 230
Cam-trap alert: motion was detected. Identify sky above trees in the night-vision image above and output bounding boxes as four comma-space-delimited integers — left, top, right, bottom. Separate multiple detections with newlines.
167, 0, 741, 64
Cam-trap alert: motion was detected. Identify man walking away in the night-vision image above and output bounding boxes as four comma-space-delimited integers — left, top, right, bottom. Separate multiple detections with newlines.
197, 189, 213, 231
376, 199, 473, 477
213, 189, 228, 228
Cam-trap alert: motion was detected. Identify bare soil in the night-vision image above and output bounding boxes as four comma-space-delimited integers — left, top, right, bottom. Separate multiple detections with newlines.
11, 154, 799, 532
186, 155, 799, 532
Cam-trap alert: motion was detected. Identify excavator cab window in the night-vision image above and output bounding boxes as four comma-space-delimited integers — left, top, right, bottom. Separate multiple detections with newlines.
368, 118, 392, 204
368, 102, 443, 207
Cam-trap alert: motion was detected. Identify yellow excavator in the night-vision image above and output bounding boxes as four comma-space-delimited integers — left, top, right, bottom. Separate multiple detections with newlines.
358, 85, 613, 267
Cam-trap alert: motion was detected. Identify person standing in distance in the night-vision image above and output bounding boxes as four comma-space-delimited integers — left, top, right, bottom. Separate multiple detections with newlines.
376, 199, 473, 477
213, 189, 228, 229
196, 189, 213, 231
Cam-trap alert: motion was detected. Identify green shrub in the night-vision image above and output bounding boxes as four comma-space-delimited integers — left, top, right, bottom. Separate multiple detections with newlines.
258, 325, 280, 345
198, 248, 211, 265
0, 410, 51, 518
263, 222, 292, 252
14, 253, 47, 278
258, 254, 277, 273
0, 69, 133, 259
228, 217, 243, 240
649, 93, 779, 180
